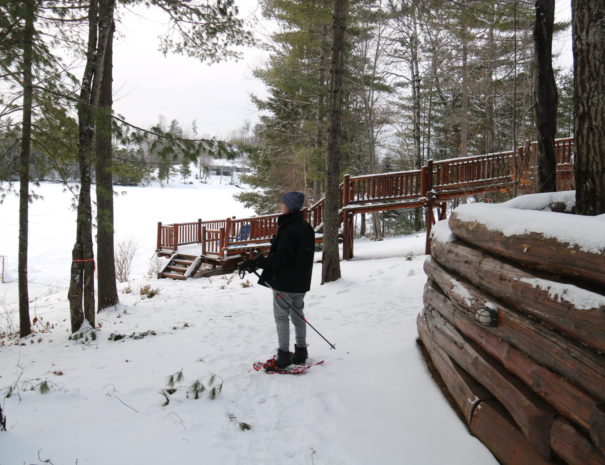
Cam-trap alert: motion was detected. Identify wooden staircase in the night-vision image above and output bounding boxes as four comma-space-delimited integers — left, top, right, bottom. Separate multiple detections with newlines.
158, 254, 202, 280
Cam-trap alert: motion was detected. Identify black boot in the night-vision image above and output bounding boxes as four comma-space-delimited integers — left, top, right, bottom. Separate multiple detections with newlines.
292, 345, 308, 365
265, 348, 292, 372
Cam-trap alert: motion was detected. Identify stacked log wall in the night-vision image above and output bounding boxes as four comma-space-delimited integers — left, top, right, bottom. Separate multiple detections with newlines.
418, 200, 605, 465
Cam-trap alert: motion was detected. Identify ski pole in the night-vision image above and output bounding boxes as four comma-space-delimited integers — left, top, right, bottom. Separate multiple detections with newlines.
249, 270, 336, 350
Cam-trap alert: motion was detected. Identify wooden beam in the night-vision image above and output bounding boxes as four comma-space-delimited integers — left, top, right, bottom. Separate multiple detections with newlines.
424, 258, 605, 404
156, 222, 162, 251
417, 312, 493, 424
172, 223, 178, 252
449, 210, 605, 288
424, 281, 596, 433
343, 198, 425, 213
430, 238, 605, 353
423, 306, 555, 457
471, 400, 554, 465
551, 418, 605, 465
591, 403, 605, 454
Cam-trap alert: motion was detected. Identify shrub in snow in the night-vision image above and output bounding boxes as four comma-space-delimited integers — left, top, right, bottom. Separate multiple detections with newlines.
160, 370, 223, 406
139, 285, 160, 299
115, 239, 137, 282
228, 413, 252, 431
147, 256, 168, 279
108, 330, 156, 341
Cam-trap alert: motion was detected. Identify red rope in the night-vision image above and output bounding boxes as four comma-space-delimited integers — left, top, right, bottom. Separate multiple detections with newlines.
72, 258, 96, 272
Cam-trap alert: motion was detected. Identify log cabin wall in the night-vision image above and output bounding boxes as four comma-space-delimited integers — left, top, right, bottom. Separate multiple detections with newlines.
418, 198, 605, 465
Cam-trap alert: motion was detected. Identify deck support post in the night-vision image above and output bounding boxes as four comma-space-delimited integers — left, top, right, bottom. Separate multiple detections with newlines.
342, 211, 354, 260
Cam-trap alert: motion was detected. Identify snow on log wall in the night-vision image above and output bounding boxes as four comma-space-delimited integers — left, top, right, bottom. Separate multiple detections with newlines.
418, 198, 605, 465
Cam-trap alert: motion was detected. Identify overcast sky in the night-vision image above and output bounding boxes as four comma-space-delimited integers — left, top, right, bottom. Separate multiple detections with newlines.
111, 0, 573, 140
112, 2, 270, 139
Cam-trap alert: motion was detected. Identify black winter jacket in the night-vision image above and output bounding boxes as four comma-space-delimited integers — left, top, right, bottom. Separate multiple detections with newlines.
257, 211, 315, 293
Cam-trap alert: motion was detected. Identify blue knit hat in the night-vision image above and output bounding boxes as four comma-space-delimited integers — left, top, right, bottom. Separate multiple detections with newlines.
281, 191, 304, 211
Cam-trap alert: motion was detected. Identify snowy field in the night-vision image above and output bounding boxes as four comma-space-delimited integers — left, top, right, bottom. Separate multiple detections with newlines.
0, 179, 497, 465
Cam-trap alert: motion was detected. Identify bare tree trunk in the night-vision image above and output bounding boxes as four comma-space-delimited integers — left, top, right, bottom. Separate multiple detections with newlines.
534, 0, 558, 192
459, 26, 469, 157
410, 0, 423, 232
322, 0, 349, 284
96, 19, 119, 311
314, 24, 329, 203
68, 0, 115, 332
410, 1, 422, 171
485, 15, 495, 154
573, 0, 605, 214
18, 0, 35, 338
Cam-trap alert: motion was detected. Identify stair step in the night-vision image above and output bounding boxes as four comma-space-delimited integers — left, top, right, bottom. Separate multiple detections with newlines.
167, 265, 188, 273
160, 272, 187, 280
178, 254, 198, 261
174, 259, 194, 266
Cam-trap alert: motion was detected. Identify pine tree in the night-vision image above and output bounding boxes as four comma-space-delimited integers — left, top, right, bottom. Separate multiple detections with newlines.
533, 0, 558, 192
573, 0, 605, 214
68, 0, 115, 332
322, 0, 349, 284
18, 0, 35, 338
0, 0, 80, 337
95, 17, 119, 312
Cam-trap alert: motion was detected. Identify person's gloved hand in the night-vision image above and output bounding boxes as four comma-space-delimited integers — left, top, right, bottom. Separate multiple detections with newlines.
238, 256, 264, 274
238, 259, 256, 273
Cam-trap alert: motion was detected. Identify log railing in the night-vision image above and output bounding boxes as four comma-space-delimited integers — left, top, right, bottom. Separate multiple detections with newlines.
157, 137, 576, 256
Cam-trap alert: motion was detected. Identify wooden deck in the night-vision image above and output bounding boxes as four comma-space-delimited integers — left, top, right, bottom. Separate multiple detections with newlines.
156, 137, 575, 277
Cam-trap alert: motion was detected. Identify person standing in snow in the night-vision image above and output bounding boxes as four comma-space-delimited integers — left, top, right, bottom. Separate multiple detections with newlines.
239, 191, 316, 371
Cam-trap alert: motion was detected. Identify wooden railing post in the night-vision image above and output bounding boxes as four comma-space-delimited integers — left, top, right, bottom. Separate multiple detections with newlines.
421, 160, 434, 197
172, 224, 178, 252
225, 217, 232, 250
157, 222, 162, 251
219, 227, 226, 258
201, 227, 207, 255
197, 218, 202, 243
425, 198, 435, 255
343, 174, 351, 206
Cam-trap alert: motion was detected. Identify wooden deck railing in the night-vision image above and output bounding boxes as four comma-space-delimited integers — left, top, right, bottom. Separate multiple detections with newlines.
345, 170, 423, 205
157, 137, 575, 256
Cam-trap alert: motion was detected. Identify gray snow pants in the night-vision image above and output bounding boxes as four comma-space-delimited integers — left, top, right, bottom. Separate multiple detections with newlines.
273, 290, 307, 352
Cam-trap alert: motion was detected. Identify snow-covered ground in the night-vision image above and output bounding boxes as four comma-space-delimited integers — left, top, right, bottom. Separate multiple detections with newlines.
0, 179, 497, 465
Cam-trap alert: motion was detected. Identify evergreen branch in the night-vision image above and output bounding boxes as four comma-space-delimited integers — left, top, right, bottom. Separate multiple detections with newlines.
111, 115, 220, 144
